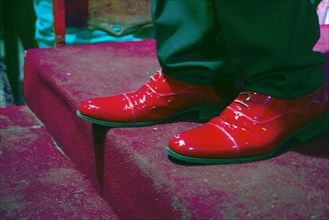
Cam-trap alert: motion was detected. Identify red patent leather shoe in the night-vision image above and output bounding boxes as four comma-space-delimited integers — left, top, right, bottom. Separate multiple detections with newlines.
77, 71, 229, 127
166, 86, 328, 164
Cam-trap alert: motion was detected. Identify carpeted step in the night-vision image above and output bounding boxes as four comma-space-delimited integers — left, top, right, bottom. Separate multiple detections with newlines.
24, 26, 329, 219
0, 105, 119, 219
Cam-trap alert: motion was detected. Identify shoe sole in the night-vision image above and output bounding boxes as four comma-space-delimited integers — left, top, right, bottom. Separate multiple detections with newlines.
76, 104, 226, 128
166, 113, 329, 164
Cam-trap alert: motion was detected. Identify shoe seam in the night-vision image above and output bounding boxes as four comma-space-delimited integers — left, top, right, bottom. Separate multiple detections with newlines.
122, 93, 136, 122
208, 122, 241, 158
144, 83, 215, 105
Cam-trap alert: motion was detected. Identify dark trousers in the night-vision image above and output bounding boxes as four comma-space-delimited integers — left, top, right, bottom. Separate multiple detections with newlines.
151, 0, 324, 99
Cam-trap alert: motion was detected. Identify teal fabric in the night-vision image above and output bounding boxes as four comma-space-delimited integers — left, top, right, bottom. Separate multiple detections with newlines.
152, 0, 228, 86
34, 0, 154, 47
152, 0, 324, 99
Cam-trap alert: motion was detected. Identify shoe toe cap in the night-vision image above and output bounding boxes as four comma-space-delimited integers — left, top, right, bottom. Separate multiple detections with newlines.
168, 124, 240, 159
78, 98, 103, 117
78, 95, 132, 122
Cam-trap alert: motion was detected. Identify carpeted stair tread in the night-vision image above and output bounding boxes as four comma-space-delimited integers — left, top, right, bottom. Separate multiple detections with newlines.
23, 26, 329, 219
0, 106, 119, 219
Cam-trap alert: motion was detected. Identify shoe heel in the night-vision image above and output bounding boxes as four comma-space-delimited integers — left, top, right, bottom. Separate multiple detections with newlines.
293, 113, 328, 143
197, 105, 225, 120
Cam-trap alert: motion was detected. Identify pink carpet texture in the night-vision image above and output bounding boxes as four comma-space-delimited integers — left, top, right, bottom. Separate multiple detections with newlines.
0, 106, 119, 219
14, 25, 329, 219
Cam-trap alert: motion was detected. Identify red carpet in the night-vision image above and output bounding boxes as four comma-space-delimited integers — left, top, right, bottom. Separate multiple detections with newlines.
0, 106, 118, 219
4, 25, 328, 219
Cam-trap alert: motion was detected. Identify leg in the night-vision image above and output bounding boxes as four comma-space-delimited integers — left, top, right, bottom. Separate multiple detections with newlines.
214, 0, 324, 98
77, 0, 233, 127
152, 0, 229, 86
167, 0, 328, 164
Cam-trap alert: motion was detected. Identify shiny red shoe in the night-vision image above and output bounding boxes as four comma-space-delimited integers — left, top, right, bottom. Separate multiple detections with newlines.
77, 71, 229, 127
166, 86, 328, 164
